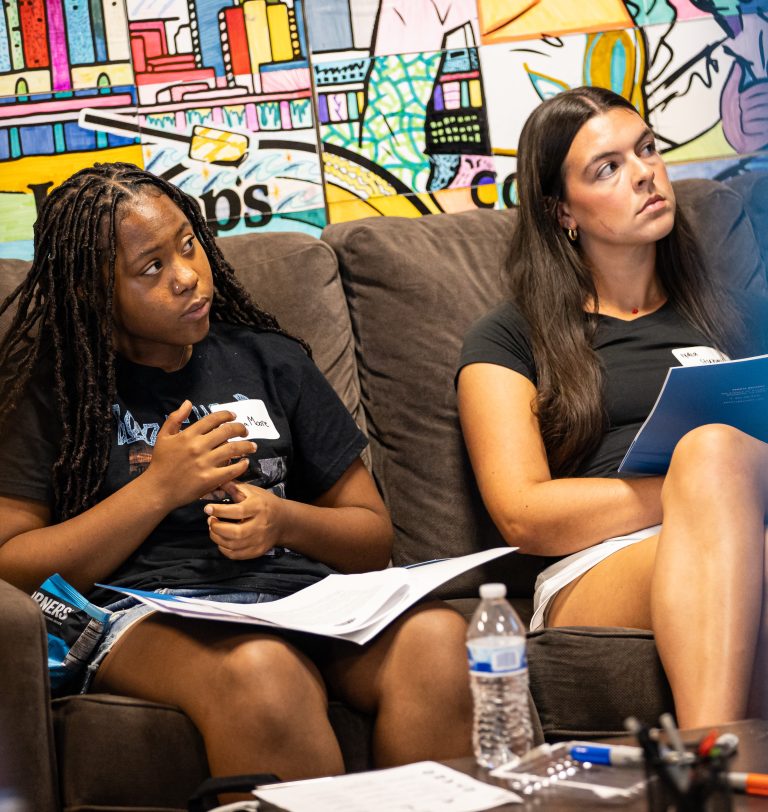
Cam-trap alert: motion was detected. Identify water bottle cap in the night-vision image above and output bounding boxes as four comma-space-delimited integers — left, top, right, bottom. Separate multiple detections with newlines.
479, 582, 507, 599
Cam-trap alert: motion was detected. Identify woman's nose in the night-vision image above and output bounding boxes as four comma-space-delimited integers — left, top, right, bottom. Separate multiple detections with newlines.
172, 263, 199, 295
633, 157, 655, 188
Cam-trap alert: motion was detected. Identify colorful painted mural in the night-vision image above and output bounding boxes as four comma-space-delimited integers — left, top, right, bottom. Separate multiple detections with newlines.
0, 0, 766, 257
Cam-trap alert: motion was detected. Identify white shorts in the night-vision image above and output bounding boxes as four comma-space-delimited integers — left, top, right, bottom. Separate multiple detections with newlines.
529, 525, 662, 631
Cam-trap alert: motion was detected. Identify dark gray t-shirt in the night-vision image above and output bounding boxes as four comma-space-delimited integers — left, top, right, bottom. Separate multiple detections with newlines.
458, 297, 768, 477
0, 323, 368, 605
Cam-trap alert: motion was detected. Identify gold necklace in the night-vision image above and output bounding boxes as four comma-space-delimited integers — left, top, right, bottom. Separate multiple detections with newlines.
173, 344, 189, 372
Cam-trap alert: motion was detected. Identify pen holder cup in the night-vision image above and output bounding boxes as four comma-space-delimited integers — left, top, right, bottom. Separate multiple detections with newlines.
646, 755, 732, 812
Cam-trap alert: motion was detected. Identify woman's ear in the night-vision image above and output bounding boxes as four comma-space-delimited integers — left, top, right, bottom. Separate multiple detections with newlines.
556, 200, 575, 230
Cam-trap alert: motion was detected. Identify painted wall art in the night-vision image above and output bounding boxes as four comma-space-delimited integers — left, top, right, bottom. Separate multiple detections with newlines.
0, 0, 766, 257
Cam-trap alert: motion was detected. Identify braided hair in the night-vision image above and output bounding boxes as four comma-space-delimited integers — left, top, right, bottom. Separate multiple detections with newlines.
0, 162, 307, 522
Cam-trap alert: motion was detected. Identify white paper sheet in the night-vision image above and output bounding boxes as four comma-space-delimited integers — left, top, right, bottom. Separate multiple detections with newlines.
98, 547, 515, 644
253, 761, 521, 811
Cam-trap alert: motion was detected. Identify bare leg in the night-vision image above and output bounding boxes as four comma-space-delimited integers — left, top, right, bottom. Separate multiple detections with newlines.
653, 425, 766, 725
745, 528, 768, 719
321, 601, 473, 766
549, 425, 768, 728
93, 614, 345, 780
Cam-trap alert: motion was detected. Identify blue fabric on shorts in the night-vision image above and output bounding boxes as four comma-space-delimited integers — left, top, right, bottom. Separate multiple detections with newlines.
81, 588, 282, 693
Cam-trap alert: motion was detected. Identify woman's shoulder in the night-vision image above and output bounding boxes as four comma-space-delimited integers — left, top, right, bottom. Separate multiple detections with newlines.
459, 300, 536, 380
463, 300, 531, 348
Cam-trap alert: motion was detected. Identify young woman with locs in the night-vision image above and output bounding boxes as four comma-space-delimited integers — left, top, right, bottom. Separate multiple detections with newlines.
0, 162, 472, 782
457, 86, 768, 727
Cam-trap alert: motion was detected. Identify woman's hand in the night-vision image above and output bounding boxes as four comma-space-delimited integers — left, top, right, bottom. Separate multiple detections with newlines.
146, 400, 257, 510
204, 481, 285, 560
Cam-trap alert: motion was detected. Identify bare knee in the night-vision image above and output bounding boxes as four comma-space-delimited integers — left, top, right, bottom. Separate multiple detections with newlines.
197, 638, 326, 731
387, 603, 470, 691
664, 424, 757, 503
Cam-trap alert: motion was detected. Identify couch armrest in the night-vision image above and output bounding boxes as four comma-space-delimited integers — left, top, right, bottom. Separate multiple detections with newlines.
0, 578, 59, 811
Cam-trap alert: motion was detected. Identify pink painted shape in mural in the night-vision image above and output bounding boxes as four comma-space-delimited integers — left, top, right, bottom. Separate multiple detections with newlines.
666, 0, 708, 21
328, 93, 349, 122
442, 82, 461, 110
280, 99, 292, 129
260, 68, 311, 94
373, 0, 477, 56
452, 154, 496, 187
0, 93, 134, 121
45, 0, 71, 91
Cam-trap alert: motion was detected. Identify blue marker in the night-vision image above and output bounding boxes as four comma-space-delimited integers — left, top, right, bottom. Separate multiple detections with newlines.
568, 742, 644, 766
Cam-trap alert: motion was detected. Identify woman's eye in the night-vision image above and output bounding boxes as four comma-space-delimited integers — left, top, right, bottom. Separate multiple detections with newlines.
182, 235, 195, 253
641, 140, 657, 156
596, 161, 617, 179
142, 261, 162, 276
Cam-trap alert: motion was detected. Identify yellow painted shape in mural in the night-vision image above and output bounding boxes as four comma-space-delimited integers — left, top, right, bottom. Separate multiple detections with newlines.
327, 184, 437, 221
0, 144, 144, 194
469, 79, 483, 108
322, 153, 398, 199
662, 123, 735, 164
189, 126, 250, 165
479, 0, 633, 42
584, 30, 646, 115
71, 62, 134, 90
327, 182, 499, 224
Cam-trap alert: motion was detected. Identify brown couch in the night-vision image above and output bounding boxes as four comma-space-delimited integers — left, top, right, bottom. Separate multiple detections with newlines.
1, 174, 766, 811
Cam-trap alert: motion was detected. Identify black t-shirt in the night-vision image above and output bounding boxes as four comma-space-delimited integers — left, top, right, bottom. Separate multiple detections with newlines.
458, 296, 768, 477
0, 323, 368, 605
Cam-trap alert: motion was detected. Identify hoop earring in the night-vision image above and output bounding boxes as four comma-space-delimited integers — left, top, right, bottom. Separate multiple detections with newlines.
567, 227, 578, 243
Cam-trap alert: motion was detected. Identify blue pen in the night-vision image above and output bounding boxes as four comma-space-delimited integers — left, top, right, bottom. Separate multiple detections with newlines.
568, 742, 644, 766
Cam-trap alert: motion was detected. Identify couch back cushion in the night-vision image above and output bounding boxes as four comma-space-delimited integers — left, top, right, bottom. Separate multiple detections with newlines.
323, 177, 766, 599
0, 231, 367, 460
218, 232, 367, 442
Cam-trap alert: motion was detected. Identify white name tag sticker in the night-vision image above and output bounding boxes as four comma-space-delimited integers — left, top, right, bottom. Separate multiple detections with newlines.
210, 399, 280, 440
671, 346, 729, 366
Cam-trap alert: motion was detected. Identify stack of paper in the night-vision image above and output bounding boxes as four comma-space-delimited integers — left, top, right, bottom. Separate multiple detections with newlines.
99, 548, 515, 644
253, 761, 521, 811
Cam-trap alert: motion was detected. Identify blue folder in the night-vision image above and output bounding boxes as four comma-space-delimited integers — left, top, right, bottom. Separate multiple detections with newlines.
618, 354, 768, 475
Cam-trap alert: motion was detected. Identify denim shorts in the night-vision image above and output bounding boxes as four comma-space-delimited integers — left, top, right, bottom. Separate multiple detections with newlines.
81, 588, 283, 693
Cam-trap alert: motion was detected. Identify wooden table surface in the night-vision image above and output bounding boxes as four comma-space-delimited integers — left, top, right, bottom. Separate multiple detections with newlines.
445, 719, 768, 810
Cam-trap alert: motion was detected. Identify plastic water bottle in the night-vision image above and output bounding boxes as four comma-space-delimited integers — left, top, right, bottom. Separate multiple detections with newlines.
467, 582, 533, 769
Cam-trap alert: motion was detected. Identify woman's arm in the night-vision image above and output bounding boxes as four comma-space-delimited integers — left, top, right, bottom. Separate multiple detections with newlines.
0, 402, 255, 594
457, 362, 664, 556
205, 458, 394, 572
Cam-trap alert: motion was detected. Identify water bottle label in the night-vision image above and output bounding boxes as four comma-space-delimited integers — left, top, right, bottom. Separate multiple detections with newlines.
467, 641, 527, 674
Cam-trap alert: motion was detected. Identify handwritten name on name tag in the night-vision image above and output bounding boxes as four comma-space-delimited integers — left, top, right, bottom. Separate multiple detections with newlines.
672, 346, 729, 367
210, 399, 280, 440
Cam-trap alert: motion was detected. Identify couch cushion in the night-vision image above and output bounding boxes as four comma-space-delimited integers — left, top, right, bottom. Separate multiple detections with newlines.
527, 627, 674, 741
218, 232, 368, 448
323, 177, 765, 600
723, 171, 768, 273
52, 694, 373, 811
674, 177, 767, 293
324, 207, 553, 599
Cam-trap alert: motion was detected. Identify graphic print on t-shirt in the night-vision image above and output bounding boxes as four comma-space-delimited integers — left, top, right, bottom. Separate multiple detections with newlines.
113, 395, 286, 496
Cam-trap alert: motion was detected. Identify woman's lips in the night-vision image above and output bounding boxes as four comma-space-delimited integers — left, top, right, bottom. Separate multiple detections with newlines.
181, 298, 210, 321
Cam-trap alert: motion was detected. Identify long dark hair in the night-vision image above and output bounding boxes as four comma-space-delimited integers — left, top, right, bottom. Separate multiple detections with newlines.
510, 86, 738, 477
0, 162, 307, 521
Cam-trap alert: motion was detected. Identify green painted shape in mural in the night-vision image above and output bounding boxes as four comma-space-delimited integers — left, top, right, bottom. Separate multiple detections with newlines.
323, 52, 443, 193
0, 192, 37, 244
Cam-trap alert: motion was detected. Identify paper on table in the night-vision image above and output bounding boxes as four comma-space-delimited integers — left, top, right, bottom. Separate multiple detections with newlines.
253, 761, 521, 811
98, 547, 515, 645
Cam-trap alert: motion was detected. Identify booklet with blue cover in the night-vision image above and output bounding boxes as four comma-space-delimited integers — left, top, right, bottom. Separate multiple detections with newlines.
618, 353, 768, 475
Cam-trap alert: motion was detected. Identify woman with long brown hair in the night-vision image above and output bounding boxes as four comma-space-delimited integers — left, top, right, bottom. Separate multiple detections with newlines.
458, 86, 768, 727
